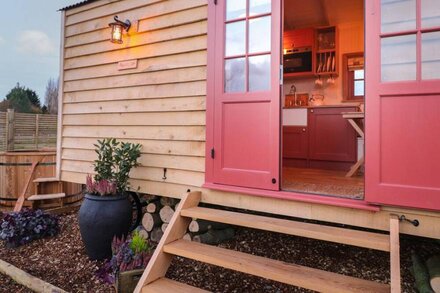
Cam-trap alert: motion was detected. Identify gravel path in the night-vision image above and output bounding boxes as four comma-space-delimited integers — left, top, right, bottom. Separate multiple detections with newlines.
1, 212, 439, 292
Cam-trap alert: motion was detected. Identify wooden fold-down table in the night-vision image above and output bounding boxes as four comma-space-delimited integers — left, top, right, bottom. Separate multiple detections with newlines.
342, 111, 364, 177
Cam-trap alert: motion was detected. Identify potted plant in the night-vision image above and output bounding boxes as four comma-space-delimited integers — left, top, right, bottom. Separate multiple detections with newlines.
79, 138, 142, 260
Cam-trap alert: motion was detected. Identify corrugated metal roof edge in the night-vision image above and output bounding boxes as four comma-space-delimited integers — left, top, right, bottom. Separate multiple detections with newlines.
59, 0, 99, 11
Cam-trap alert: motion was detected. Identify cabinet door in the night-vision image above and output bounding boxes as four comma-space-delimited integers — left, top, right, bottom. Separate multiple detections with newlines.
308, 107, 357, 162
283, 126, 308, 159
283, 28, 314, 49
365, 0, 440, 210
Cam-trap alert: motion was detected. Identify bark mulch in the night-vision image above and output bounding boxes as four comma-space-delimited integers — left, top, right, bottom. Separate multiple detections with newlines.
0, 212, 114, 293
1, 211, 439, 293
0, 273, 33, 293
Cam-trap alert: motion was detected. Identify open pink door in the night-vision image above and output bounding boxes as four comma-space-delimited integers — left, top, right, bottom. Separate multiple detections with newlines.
366, 0, 440, 210
209, 0, 281, 190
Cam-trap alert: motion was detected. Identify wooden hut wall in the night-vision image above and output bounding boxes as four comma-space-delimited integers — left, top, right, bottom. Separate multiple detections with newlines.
60, 0, 208, 197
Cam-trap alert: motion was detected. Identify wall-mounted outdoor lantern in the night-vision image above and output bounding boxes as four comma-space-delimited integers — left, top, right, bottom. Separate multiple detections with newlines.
109, 16, 131, 44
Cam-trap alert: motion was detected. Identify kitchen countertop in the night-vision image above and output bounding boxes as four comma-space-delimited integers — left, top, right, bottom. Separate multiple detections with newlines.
283, 103, 361, 109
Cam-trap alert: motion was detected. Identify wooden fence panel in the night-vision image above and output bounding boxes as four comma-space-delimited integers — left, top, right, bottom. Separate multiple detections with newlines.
0, 110, 57, 152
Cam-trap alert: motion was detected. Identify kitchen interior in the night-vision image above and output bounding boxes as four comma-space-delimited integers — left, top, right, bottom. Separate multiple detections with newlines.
282, 0, 365, 199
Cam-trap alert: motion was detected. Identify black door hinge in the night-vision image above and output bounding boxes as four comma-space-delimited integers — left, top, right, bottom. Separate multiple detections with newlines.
211, 148, 215, 159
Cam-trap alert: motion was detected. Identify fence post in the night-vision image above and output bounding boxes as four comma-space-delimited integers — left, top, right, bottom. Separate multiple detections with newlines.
35, 114, 40, 150
6, 109, 15, 152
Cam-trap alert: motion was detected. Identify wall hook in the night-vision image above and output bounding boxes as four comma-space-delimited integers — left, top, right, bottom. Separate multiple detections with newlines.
162, 168, 167, 180
391, 214, 419, 227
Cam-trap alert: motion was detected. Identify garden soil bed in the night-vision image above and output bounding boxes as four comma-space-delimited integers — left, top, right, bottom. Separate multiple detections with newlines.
1, 211, 439, 292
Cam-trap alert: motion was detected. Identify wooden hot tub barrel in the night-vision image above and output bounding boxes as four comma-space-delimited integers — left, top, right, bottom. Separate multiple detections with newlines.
0, 151, 83, 208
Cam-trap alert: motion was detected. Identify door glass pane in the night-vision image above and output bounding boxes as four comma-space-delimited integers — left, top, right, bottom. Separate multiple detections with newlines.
225, 21, 246, 57
249, 16, 271, 54
422, 0, 440, 28
381, 35, 416, 82
249, 0, 271, 16
226, 0, 246, 21
422, 32, 440, 80
381, 0, 416, 33
225, 58, 246, 92
249, 54, 271, 91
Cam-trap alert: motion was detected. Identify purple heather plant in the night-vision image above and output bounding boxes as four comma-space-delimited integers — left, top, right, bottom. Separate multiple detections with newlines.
86, 175, 117, 196
96, 230, 152, 284
0, 209, 59, 248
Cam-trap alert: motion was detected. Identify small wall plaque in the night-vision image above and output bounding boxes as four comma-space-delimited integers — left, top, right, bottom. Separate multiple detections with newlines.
118, 59, 138, 70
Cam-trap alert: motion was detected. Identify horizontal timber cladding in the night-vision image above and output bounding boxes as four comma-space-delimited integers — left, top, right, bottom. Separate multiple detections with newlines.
59, 0, 209, 192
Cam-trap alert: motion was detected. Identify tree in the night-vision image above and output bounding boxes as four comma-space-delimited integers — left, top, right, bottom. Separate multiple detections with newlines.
44, 78, 59, 114
5, 83, 36, 113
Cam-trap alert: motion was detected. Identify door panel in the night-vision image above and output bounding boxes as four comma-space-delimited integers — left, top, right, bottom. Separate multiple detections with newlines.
211, 0, 281, 190
366, 0, 440, 210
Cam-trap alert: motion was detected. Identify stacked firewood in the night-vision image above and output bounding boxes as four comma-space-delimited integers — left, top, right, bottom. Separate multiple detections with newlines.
140, 196, 235, 244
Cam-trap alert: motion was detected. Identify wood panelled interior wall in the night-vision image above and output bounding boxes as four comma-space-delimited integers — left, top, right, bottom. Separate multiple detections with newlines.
60, 0, 208, 196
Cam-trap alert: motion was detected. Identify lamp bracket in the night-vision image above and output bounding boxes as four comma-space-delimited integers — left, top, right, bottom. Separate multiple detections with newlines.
111, 15, 131, 31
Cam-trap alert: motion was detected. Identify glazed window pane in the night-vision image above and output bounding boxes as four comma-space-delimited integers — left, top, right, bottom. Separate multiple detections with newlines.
225, 58, 246, 92
249, 0, 271, 16
225, 21, 246, 57
249, 16, 271, 54
249, 54, 271, 92
422, 32, 440, 80
381, 35, 416, 82
226, 0, 246, 20
381, 0, 416, 33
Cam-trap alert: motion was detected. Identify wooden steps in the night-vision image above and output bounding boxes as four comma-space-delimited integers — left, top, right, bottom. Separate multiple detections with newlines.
134, 192, 400, 293
28, 193, 66, 201
142, 278, 208, 293
181, 207, 390, 251
33, 177, 59, 183
164, 239, 390, 293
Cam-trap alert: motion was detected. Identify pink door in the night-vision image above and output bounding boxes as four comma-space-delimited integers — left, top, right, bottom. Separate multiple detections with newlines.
366, 0, 440, 210
210, 0, 281, 190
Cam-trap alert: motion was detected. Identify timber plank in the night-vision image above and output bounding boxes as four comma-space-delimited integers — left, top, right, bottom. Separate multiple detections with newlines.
181, 207, 390, 251
142, 278, 208, 293
64, 35, 207, 69
62, 111, 206, 126
65, 21, 207, 58
65, 0, 164, 26
64, 50, 207, 81
61, 161, 204, 187
28, 193, 66, 201
164, 240, 390, 293
61, 149, 205, 172
65, 6, 208, 48
61, 125, 205, 141
62, 97, 206, 115
64, 66, 206, 92
63, 81, 206, 103
61, 138, 205, 157
65, 0, 206, 36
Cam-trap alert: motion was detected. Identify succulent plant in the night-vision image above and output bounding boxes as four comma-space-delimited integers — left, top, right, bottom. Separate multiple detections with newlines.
0, 209, 59, 248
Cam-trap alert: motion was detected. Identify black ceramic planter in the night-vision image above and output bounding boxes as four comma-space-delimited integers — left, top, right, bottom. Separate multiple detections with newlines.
78, 194, 132, 260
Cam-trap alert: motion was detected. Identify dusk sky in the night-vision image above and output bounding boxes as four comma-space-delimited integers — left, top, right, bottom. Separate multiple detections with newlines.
0, 0, 80, 103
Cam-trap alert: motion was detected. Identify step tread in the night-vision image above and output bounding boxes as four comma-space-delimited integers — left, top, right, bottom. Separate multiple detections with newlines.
164, 240, 390, 293
142, 277, 209, 293
28, 193, 66, 201
33, 177, 59, 183
181, 207, 390, 252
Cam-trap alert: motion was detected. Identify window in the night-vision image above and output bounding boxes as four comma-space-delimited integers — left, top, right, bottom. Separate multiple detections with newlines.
343, 52, 364, 101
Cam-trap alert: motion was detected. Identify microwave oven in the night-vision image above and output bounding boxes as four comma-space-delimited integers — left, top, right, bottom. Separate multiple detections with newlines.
283, 47, 313, 74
